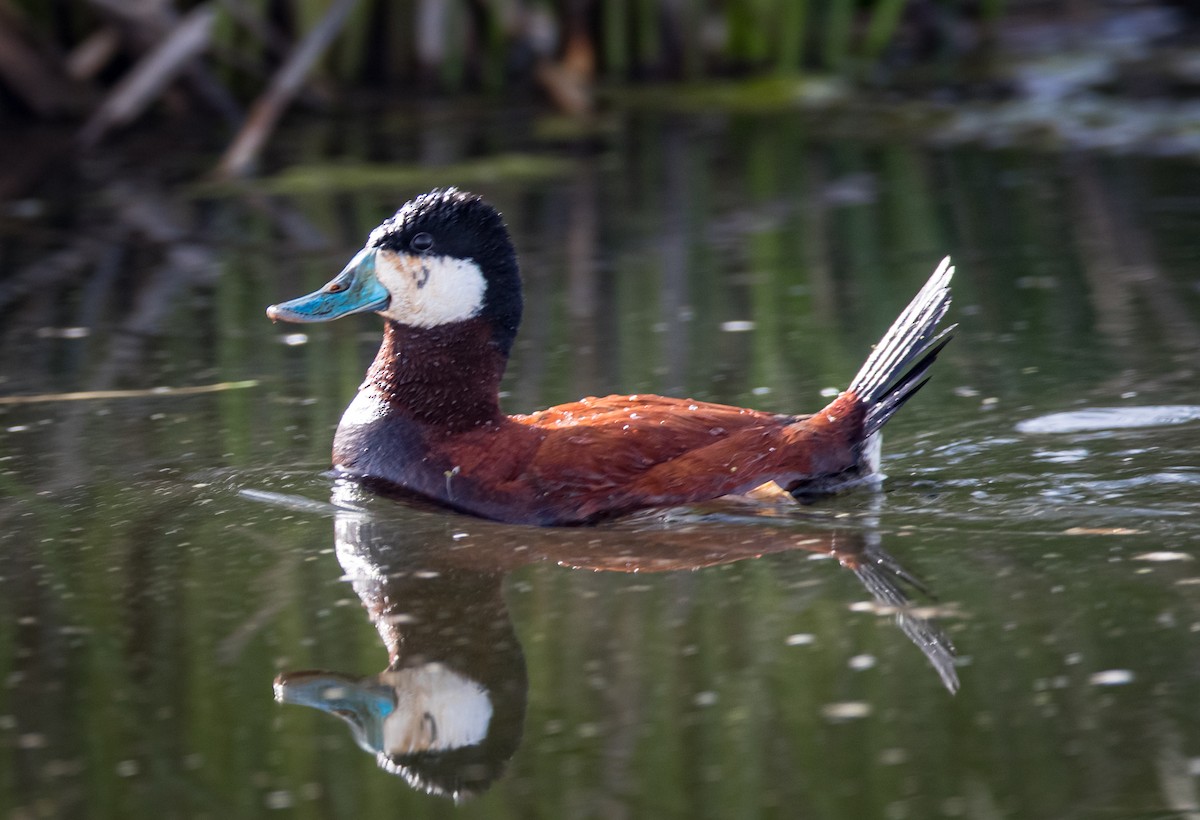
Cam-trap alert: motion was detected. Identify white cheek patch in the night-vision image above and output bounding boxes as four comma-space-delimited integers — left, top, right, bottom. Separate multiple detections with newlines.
374, 251, 487, 327
380, 663, 494, 755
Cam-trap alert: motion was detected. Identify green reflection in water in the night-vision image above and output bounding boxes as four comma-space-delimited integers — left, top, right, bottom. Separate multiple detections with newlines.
1, 107, 1200, 818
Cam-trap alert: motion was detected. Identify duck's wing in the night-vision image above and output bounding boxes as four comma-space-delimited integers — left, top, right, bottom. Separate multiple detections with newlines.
513, 394, 793, 431
510, 394, 852, 522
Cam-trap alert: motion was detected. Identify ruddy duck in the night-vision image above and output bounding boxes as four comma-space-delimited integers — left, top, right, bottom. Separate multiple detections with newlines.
268, 189, 953, 525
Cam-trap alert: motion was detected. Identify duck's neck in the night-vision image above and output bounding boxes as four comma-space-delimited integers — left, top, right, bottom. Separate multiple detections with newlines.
364, 319, 507, 430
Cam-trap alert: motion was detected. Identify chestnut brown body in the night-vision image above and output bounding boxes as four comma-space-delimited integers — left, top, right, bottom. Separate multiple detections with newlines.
332, 318, 869, 525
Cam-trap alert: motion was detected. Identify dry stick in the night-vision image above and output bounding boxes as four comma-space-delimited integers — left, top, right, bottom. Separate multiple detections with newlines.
0, 381, 260, 406
65, 26, 121, 80
214, 0, 360, 180
79, 4, 216, 146
85, 0, 239, 125
0, 10, 86, 115
210, 0, 330, 113
218, 0, 293, 61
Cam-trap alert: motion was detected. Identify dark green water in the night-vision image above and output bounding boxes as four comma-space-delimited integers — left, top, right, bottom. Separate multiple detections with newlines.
3, 106, 1200, 819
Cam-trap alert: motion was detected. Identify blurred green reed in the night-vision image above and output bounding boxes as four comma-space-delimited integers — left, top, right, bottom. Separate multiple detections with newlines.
11, 0, 992, 95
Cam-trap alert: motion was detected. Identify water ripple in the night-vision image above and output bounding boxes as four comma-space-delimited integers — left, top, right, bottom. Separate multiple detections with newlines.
1016, 405, 1200, 434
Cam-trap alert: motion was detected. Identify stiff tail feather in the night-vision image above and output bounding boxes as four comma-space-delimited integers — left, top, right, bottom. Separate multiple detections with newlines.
789, 258, 954, 500
849, 256, 955, 438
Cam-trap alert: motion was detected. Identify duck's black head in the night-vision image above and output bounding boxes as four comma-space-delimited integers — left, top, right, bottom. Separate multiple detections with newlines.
267, 189, 523, 357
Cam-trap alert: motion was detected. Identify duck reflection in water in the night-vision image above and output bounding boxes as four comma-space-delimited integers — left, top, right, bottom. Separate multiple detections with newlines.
276, 506, 526, 798
272, 482, 959, 801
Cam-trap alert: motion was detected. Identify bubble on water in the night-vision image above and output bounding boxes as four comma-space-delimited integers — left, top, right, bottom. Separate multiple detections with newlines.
849, 654, 876, 671
1033, 448, 1089, 464
785, 633, 815, 646
821, 701, 872, 721
1016, 405, 1200, 434
1132, 551, 1193, 562
265, 790, 294, 810
36, 326, 90, 339
1063, 527, 1143, 536
720, 320, 755, 332
1088, 669, 1135, 686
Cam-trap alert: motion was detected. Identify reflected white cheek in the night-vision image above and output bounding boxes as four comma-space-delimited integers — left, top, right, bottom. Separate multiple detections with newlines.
381, 663, 494, 754
374, 251, 486, 327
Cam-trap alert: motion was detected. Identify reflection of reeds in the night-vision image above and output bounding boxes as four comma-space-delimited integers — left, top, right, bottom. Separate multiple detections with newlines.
5, 104, 1200, 818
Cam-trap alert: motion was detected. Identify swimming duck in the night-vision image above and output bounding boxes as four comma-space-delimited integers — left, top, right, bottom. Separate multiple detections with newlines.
267, 189, 954, 526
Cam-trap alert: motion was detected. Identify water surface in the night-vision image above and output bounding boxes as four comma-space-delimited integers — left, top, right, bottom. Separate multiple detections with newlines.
2, 106, 1200, 819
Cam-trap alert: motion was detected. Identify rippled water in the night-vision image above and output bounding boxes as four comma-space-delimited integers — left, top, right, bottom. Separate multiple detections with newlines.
2, 106, 1200, 819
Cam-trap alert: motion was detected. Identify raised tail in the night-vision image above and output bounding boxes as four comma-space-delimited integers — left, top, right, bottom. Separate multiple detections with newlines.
788, 258, 954, 499
849, 256, 955, 439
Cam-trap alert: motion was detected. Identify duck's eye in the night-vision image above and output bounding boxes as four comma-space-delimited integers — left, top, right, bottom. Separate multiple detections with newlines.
411, 232, 434, 252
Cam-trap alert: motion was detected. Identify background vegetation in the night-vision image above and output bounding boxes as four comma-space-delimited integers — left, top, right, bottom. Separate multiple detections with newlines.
3, 0, 1198, 176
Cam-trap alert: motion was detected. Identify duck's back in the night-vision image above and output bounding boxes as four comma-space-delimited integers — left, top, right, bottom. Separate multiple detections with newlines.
508, 392, 863, 522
